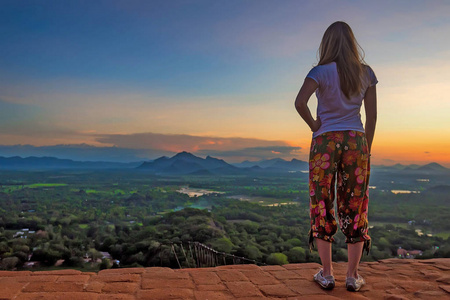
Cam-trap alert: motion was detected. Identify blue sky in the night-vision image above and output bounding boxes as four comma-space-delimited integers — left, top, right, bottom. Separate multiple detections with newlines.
1, 0, 450, 164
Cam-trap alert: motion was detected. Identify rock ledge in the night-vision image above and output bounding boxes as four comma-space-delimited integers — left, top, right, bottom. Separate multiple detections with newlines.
0, 258, 449, 299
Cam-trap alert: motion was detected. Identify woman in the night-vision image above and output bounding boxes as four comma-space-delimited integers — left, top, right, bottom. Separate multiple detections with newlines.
295, 21, 377, 292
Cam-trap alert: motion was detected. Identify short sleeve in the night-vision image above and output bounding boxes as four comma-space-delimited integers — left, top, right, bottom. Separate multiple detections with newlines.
367, 66, 378, 87
306, 66, 321, 85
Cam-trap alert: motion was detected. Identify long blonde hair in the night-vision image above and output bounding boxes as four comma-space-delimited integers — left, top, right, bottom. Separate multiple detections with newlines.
318, 21, 365, 98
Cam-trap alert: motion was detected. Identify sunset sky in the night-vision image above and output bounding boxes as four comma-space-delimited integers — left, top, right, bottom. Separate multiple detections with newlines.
1, 0, 449, 166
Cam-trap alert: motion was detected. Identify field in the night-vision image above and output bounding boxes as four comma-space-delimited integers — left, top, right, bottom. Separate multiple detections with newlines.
0, 169, 448, 270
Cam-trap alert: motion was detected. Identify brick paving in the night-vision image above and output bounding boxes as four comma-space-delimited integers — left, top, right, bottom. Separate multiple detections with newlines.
0, 258, 449, 299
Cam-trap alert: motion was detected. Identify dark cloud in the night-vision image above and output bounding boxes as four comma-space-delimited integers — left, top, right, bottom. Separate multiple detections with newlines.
0, 132, 302, 163
95, 132, 291, 152
92, 132, 301, 162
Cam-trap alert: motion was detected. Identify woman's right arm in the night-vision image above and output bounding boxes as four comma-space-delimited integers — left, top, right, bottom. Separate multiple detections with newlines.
295, 78, 321, 132
364, 85, 377, 153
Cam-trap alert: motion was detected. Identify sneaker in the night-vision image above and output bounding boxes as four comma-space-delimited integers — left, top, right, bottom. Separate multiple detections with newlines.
313, 269, 335, 290
346, 274, 365, 292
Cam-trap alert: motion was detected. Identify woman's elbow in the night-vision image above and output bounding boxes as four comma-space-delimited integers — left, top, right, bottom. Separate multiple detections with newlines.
294, 98, 306, 110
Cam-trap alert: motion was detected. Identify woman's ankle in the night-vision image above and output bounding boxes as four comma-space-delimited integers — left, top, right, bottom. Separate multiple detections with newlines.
322, 267, 333, 277
346, 270, 358, 278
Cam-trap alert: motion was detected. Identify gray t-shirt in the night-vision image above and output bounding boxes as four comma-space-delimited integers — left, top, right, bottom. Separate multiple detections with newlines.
306, 62, 378, 138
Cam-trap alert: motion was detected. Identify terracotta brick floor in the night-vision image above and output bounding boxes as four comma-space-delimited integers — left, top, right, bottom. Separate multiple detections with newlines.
0, 258, 449, 299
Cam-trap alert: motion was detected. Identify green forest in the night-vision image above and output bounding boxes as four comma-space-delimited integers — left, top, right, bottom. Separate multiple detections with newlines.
0, 169, 449, 271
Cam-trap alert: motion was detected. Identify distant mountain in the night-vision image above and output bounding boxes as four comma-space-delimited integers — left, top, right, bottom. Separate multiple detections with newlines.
234, 158, 284, 168
233, 158, 308, 171
372, 162, 448, 174
233, 160, 256, 168
271, 158, 309, 171
0, 144, 169, 163
417, 162, 448, 172
0, 153, 447, 175
137, 151, 240, 175
0, 156, 142, 170
391, 163, 406, 170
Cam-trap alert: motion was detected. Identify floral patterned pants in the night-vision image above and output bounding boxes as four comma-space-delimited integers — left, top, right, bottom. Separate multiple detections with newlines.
308, 130, 371, 255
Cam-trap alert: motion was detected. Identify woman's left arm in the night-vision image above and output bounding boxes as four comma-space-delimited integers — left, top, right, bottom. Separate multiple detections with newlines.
364, 85, 377, 153
295, 78, 321, 132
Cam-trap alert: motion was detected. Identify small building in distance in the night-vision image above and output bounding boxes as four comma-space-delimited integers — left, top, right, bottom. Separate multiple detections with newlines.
397, 247, 423, 259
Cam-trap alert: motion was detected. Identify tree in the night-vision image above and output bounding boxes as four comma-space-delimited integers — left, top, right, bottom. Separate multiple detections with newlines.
244, 245, 263, 261
0, 256, 20, 270
287, 247, 306, 263
209, 238, 233, 253
99, 258, 111, 270
266, 253, 288, 265
286, 238, 303, 247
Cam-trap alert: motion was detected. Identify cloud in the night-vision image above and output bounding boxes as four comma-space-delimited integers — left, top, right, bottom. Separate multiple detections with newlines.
93, 132, 300, 162
95, 132, 289, 150
0, 133, 302, 163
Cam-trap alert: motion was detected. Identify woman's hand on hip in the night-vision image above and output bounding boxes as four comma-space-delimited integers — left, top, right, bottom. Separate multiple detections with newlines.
311, 116, 322, 132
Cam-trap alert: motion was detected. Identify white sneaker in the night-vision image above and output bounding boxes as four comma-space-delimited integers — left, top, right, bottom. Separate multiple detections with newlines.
346, 274, 365, 292
314, 269, 335, 290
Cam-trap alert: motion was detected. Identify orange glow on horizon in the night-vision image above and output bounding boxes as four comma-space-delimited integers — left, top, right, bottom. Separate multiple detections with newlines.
289, 130, 450, 167
1, 129, 449, 167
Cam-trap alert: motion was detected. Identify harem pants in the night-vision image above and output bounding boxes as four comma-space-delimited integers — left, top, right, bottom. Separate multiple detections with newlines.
308, 130, 371, 255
